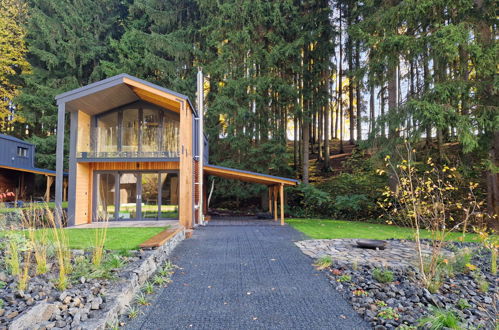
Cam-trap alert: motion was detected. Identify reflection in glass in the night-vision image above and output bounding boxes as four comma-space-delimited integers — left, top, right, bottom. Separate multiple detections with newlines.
96, 173, 115, 221
142, 109, 160, 152
163, 112, 179, 155
118, 173, 137, 219
97, 112, 118, 153
160, 173, 179, 218
142, 173, 159, 218
122, 108, 139, 153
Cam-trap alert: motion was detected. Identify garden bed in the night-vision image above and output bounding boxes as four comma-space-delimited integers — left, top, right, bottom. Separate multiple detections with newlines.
0, 228, 184, 329
298, 239, 497, 329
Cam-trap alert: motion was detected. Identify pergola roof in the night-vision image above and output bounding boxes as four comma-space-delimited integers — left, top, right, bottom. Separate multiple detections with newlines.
0, 164, 67, 176
203, 164, 299, 186
55, 74, 197, 116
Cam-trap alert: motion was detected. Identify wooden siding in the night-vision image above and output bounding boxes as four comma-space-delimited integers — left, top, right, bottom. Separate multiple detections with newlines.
75, 162, 92, 225
91, 161, 179, 171
77, 111, 91, 153
179, 101, 193, 228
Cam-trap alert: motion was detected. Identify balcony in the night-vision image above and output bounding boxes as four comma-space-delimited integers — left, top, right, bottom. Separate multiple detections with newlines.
77, 150, 180, 159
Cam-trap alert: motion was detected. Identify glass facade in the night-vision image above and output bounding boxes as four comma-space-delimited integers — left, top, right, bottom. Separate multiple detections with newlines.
85, 101, 180, 159
94, 171, 179, 221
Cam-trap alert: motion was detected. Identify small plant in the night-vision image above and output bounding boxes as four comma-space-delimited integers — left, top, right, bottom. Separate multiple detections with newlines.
471, 270, 490, 292
18, 250, 32, 291
21, 207, 49, 275
153, 275, 167, 286
375, 300, 387, 307
456, 298, 470, 310
118, 249, 133, 258
337, 275, 352, 282
92, 219, 109, 266
46, 207, 71, 290
452, 248, 473, 273
427, 276, 443, 294
352, 289, 368, 296
158, 261, 175, 277
105, 254, 125, 269
372, 268, 394, 283
377, 307, 399, 320
135, 293, 149, 306
313, 256, 333, 270
0, 298, 4, 308
475, 228, 498, 276
143, 281, 154, 294
127, 306, 140, 319
397, 324, 416, 330
6, 237, 21, 276
0, 281, 6, 289
418, 306, 462, 329
351, 258, 359, 271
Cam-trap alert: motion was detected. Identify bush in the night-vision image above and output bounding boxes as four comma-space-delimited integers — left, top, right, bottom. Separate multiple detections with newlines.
318, 172, 386, 220
287, 184, 332, 218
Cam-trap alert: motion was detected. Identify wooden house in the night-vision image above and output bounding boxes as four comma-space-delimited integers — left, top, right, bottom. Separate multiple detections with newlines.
54, 74, 298, 229
0, 134, 64, 203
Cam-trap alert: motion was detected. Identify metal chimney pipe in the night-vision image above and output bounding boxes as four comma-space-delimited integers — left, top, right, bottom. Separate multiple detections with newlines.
197, 69, 205, 226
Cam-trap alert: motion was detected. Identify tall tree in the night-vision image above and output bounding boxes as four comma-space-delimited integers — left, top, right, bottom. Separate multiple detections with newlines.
0, 0, 30, 130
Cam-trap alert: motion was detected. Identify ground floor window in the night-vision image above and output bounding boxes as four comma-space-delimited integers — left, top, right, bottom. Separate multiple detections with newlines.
95, 171, 179, 221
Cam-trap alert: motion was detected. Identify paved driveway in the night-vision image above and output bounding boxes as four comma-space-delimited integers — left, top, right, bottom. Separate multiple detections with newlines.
126, 220, 369, 330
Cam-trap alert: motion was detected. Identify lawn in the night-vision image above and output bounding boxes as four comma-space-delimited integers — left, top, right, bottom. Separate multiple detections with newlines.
0, 201, 69, 214
286, 219, 482, 242
1, 227, 167, 250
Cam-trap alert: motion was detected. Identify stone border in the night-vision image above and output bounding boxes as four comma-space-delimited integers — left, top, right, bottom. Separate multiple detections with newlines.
8, 227, 185, 330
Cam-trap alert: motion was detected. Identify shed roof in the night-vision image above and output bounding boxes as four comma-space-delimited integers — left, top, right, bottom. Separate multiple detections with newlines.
55, 74, 197, 116
0, 134, 32, 145
203, 164, 299, 186
0, 164, 67, 176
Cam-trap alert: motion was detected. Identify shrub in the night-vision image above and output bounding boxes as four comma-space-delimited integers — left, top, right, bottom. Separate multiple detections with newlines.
372, 268, 394, 283
337, 275, 351, 282
287, 184, 332, 217
418, 307, 462, 329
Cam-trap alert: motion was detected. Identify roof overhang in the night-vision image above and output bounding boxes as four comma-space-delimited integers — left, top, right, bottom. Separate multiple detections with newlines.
203, 164, 299, 186
0, 164, 67, 176
55, 74, 197, 116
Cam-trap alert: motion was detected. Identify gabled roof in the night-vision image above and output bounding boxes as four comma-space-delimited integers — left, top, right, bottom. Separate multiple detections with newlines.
0, 134, 32, 146
203, 164, 299, 186
55, 74, 197, 116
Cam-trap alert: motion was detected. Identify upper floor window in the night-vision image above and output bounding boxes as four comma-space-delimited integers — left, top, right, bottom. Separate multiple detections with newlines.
80, 101, 180, 159
17, 146, 28, 157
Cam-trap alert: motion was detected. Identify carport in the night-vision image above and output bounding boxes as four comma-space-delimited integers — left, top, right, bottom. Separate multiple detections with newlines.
203, 164, 299, 225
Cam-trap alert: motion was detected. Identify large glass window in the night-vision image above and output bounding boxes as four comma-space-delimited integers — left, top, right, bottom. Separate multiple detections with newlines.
97, 112, 118, 153
90, 101, 179, 159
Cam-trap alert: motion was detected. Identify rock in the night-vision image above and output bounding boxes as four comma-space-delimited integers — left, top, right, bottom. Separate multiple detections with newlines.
55, 320, 66, 328
6, 311, 19, 319
0, 272, 8, 282
484, 296, 492, 304
8, 302, 57, 330
0, 309, 4, 317
90, 297, 102, 310
62, 296, 71, 305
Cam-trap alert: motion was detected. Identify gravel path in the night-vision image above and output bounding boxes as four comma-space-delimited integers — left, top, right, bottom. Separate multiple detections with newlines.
126, 221, 369, 330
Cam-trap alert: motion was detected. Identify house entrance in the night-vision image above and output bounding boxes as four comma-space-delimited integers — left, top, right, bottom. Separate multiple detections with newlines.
94, 170, 179, 221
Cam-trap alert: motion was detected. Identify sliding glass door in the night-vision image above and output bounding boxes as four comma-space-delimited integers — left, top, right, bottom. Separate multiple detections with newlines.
93, 171, 179, 221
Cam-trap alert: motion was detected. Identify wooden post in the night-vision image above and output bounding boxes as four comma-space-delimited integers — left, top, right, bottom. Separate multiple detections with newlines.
280, 183, 284, 226
63, 177, 68, 202
273, 185, 278, 221
45, 175, 54, 202
268, 186, 272, 214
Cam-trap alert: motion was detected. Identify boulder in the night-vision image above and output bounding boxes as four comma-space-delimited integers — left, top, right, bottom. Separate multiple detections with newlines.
8, 302, 58, 330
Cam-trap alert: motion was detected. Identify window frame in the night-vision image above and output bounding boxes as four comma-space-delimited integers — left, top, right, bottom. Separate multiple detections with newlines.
90, 100, 179, 159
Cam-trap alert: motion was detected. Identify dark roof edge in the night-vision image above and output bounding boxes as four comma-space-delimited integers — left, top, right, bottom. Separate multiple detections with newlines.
204, 164, 300, 184
0, 134, 33, 145
55, 73, 198, 116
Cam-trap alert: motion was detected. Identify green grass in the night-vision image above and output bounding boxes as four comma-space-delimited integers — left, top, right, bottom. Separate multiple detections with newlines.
1, 227, 167, 250
286, 219, 482, 242
0, 201, 69, 214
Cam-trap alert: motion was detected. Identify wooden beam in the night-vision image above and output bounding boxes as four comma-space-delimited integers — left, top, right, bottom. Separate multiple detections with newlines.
203, 165, 298, 186
280, 183, 284, 226
273, 185, 278, 221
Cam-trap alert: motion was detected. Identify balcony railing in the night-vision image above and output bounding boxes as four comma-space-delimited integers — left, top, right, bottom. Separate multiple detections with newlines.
77, 151, 180, 159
